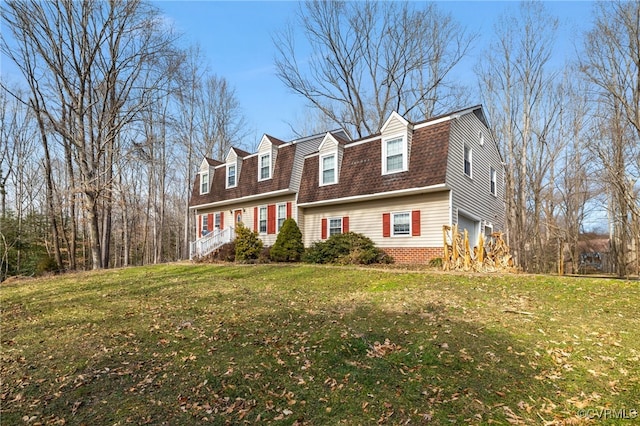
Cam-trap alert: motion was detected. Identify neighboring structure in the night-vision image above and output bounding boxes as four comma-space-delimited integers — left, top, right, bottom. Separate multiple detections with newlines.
189, 105, 505, 263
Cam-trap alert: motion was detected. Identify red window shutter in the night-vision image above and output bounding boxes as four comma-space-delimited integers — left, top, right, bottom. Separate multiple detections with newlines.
254, 207, 258, 231
412, 210, 421, 236
198, 215, 202, 238
321, 218, 327, 239
220, 212, 224, 230
286, 201, 292, 219
343, 216, 349, 233
267, 204, 276, 234
382, 213, 391, 237
208, 213, 214, 231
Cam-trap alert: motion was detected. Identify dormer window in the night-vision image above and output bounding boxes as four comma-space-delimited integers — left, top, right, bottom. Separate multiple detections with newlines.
200, 172, 209, 194
259, 153, 271, 181
226, 164, 237, 188
320, 153, 336, 185
383, 136, 407, 174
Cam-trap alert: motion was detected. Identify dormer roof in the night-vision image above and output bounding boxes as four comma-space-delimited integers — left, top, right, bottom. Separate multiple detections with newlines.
225, 146, 251, 162
257, 134, 286, 151
205, 157, 223, 167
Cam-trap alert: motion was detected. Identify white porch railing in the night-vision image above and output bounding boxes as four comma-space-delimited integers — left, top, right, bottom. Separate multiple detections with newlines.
189, 227, 235, 260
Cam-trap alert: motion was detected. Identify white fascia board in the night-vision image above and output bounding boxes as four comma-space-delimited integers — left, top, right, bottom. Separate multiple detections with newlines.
413, 115, 453, 130
297, 183, 448, 207
189, 188, 294, 210
304, 152, 320, 160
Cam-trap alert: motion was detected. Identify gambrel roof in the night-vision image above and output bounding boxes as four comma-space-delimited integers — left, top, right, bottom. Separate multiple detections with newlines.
298, 120, 450, 204
190, 143, 297, 206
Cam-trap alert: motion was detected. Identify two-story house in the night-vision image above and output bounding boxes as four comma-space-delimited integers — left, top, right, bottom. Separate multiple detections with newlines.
189, 105, 504, 263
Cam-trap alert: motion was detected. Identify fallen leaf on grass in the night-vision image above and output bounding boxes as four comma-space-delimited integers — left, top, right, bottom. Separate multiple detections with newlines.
367, 339, 402, 358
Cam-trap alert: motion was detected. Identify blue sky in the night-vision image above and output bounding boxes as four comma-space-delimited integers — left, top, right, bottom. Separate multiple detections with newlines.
156, 1, 595, 143
0, 1, 595, 143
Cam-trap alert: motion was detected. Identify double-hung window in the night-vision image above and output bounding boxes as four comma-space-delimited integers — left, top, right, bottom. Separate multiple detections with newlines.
392, 212, 410, 236
464, 145, 472, 177
259, 153, 271, 181
277, 203, 287, 231
490, 167, 497, 196
200, 172, 209, 194
329, 218, 342, 237
259, 206, 267, 234
202, 215, 209, 234
321, 154, 336, 185
383, 136, 407, 174
227, 164, 236, 188
214, 212, 221, 230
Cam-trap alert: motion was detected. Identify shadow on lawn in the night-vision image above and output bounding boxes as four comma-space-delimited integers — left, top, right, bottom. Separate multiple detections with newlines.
2, 277, 563, 425
160, 300, 561, 424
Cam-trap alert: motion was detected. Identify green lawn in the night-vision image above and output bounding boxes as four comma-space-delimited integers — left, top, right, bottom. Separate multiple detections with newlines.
1, 264, 638, 425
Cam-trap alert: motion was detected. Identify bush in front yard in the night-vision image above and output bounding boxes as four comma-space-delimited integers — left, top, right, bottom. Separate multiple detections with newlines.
302, 232, 393, 265
270, 218, 304, 262
235, 223, 263, 262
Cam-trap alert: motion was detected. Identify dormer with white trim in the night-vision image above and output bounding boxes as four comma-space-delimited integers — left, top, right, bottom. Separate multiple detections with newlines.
380, 111, 413, 175
198, 157, 221, 195
317, 132, 345, 186
256, 135, 282, 182
225, 147, 247, 189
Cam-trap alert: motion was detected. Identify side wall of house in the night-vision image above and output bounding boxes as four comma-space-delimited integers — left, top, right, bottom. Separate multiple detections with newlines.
290, 136, 324, 191
446, 113, 505, 242
301, 191, 450, 262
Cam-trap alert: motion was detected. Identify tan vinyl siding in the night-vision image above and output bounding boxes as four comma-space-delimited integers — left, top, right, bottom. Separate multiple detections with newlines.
301, 192, 449, 247
382, 115, 408, 136
446, 112, 505, 233
196, 195, 297, 247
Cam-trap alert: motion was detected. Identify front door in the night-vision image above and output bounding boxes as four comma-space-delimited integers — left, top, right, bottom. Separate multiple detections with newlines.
234, 209, 243, 225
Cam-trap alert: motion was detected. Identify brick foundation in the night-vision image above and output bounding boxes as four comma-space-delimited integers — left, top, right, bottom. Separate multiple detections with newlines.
383, 247, 444, 264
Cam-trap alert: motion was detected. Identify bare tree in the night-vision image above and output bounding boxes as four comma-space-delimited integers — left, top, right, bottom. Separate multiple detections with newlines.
579, 0, 640, 276
274, 0, 474, 139
478, 1, 559, 271
173, 46, 249, 258
1, 0, 179, 269
199, 75, 249, 160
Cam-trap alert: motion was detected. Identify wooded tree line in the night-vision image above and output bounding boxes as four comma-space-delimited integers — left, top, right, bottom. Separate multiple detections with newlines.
1, 0, 638, 279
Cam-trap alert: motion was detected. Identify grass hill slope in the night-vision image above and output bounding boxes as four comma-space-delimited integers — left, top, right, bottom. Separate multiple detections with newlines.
1, 264, 638, 424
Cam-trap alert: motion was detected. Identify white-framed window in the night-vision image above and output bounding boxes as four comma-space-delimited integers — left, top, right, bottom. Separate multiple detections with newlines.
464, 145, 472, 178
226, 163, 237, 188
277, 203, 287, 231
202, 214, 209, 234
383, 136, 407, 174
490, 167, 497, 196
214, 212, 221, 230
484, 223, 494, 239
320, 153, 336, 185
200, 172, 209, 194
329, 217, 342, 237
259, 153, 271, 181
259, 206, 267, 234
392, 212, 410, 236
478, 130, 484, 146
